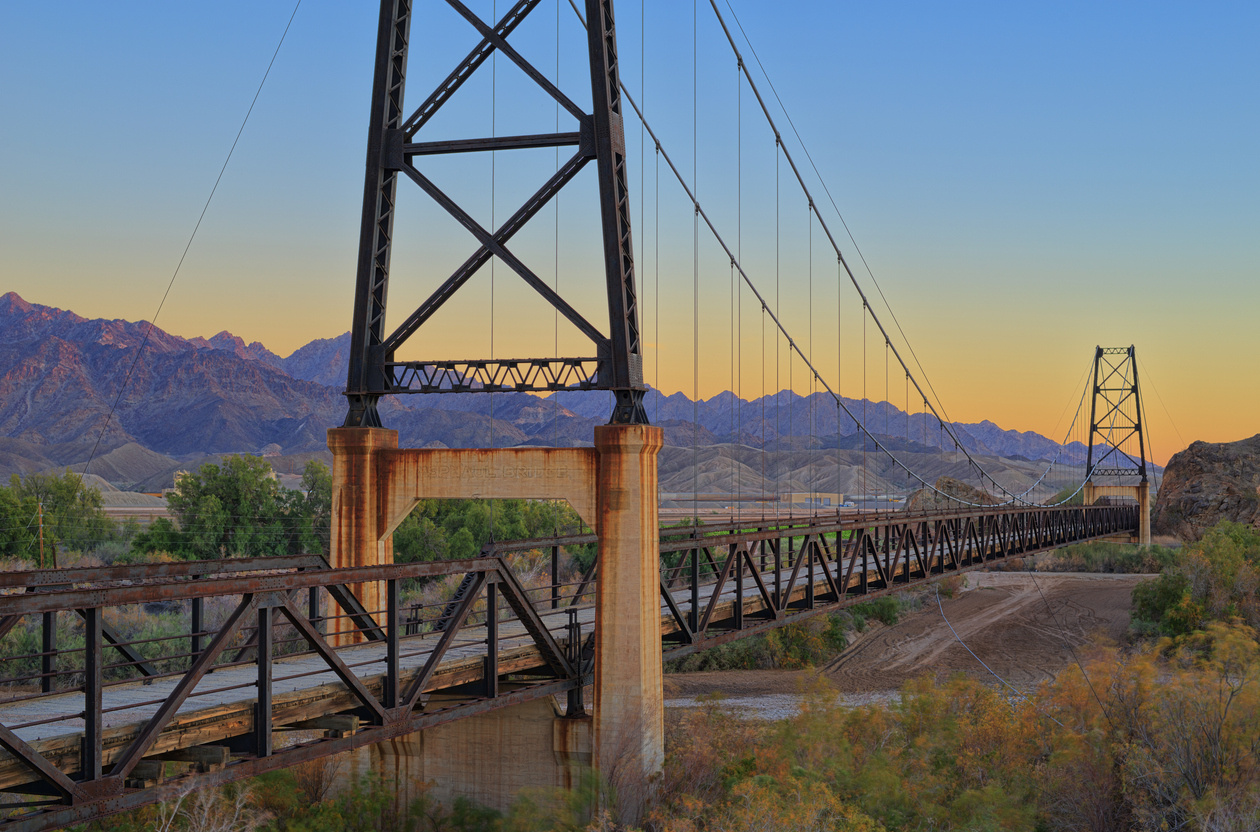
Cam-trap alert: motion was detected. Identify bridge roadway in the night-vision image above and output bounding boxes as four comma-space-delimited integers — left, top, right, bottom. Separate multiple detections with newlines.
0, 559, 794, 792
0, 504, 1138, 827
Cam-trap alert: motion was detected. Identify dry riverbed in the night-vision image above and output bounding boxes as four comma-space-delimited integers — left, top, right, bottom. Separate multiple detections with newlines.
663, 571, 1151, 718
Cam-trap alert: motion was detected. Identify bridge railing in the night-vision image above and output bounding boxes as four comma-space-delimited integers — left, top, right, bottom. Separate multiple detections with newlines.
0, 555, 588, 830
654, 503, 1139, 654
482, 503, 1141, 657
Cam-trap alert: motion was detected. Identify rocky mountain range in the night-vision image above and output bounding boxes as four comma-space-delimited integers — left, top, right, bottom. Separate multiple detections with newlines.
0, 291, 1139, 497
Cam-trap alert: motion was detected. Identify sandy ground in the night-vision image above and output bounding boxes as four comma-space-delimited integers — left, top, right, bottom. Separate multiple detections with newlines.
664, 571, 1152, 716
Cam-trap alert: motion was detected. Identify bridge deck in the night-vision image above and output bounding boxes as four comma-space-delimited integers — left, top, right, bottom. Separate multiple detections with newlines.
0, 558, 841, 791
0, 503, 1139, 820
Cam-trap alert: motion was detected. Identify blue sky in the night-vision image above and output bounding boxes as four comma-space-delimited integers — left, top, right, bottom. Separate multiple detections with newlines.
1, 1, 1256, 461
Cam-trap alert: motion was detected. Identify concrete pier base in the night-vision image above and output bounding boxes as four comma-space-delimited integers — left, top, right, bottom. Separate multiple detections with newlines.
339, 697, 592, 815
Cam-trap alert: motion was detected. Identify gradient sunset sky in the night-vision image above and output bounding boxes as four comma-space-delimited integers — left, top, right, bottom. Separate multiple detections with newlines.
2, 1, 1256, 464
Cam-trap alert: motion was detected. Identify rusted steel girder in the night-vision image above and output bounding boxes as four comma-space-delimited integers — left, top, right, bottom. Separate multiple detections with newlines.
0, 556, 591, 832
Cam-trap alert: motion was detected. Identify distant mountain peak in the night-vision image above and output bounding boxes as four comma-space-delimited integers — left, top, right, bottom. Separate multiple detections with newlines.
0, 292, 37, 315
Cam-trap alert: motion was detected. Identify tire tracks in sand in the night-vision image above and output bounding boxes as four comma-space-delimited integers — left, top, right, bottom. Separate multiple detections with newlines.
823, 572, 1150, 692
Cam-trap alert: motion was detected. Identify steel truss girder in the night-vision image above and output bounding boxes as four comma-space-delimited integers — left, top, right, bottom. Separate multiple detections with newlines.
653, 504, 1139, 656
344, 0, 647, 427
386, 357, 600, 394
0, 559, 590, 832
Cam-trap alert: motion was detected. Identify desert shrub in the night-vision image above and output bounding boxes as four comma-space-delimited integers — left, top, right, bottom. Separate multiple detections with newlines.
653, 622, 1260, 831
937, 574, 967, 599
1130, 520, 1260, 637
666, 592, 926, 673
850, 596, 900, 628
665, 613, 851, 673
1046, 540, 1178, 574
664, 634, 777, 672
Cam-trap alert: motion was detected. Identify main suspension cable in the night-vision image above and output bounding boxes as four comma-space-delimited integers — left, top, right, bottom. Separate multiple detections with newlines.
702, 0, 1008, 494
565, 0, 1090, 507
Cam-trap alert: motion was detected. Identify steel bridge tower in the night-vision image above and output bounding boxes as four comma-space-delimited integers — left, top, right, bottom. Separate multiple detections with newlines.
1083, 345, 1151, 544
331, 0, 664, 818
342, 0, 649, 429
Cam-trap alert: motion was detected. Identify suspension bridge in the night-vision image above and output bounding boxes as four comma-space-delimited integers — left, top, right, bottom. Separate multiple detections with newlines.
0, 1, 1150, 827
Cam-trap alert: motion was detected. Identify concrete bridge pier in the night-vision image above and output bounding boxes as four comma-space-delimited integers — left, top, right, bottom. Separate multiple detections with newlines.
327, 424, 665, 819
592, 424, 665, 819
1083, 480, 1151, 545
327, 426, 398, 644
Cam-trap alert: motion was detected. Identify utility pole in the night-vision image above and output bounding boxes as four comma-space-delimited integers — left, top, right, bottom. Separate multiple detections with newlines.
37, 501, 44, 570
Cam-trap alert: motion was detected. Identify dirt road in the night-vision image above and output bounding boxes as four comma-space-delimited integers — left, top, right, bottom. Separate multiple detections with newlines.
665, 571, 1152, 705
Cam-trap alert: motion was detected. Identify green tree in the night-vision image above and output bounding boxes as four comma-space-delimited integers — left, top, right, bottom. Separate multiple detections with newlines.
283, 460, 332, 556
166, 456, 286, 558
391, 498, 592, 566
0, 486, 41, 558
7, 470, 115, 555
139, 456, 332, 559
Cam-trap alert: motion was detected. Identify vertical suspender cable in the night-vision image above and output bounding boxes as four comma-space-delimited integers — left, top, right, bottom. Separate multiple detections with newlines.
705, 0, 1007, 498
489, 0, 497, 530
728, 69, 735, 515
736, 58, 742, 520
553, 0, 560, 447
640, 0, 645, 418
566, 0, 1060, 507
692, 0, 698, 528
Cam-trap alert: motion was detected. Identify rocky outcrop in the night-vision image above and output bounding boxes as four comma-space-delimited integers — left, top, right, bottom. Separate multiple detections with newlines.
1152, 435, 1260, 541
905, 476, 1000, 512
